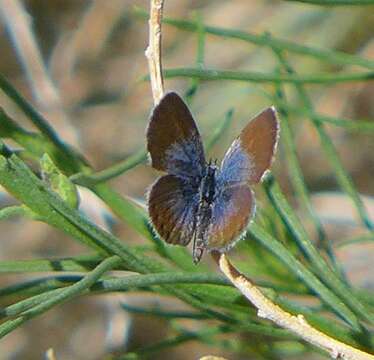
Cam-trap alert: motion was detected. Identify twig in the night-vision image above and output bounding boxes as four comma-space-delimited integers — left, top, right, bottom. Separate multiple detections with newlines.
45, 348, 57, 360
215, 253, 374, 360
0, 0, 59, 107
51, 0, 128, 81
0, 0, 118, 231
145, 0, 165, 105
0, 0, 79, 145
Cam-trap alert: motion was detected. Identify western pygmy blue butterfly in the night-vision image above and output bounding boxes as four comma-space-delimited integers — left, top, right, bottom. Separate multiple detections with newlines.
147, 92, 279, 263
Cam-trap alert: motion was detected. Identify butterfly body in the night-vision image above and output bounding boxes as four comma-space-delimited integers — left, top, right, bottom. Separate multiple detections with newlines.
199, 161, 217, 207
147, 92, 279, 263
193, 161, 217, 263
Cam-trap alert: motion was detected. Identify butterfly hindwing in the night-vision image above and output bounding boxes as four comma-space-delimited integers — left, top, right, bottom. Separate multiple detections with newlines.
147, 92, 206, 180
148, 174, 199, 245
208, 184, 255, 251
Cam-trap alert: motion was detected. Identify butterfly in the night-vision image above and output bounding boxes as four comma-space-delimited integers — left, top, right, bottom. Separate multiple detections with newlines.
147, 92, 279, 263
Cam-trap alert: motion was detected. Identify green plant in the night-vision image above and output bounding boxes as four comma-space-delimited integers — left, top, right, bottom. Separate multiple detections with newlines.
0, 2, 373, 359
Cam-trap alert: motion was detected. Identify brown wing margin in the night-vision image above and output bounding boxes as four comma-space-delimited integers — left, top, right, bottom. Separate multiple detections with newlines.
238, 107, 279, 184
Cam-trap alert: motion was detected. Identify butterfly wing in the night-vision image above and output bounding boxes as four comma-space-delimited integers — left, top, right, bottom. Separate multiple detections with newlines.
207, 185, 255, 251
220, 107, 279, 185
148, 174, 199, 245
147, 92, 206, 180
207, 107, 279, 251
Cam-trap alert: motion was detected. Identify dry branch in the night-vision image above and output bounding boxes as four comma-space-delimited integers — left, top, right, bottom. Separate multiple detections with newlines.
217, 253, 374, 360
146, 0, 165, 105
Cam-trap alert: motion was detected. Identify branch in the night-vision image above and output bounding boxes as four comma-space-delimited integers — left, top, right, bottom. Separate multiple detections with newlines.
145, 0, 165, 105
0, 0, 80, 146
0, 0, 59, 107
215, 253, 374, 360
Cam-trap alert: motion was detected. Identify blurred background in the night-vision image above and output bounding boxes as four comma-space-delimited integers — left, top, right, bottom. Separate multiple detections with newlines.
0, 0, 373, 359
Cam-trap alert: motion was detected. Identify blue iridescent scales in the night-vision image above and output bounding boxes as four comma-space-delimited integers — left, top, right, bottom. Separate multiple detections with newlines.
147, 92, 279, 263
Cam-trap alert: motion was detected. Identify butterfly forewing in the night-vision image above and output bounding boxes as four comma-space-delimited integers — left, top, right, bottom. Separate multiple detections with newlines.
208, 185, 255, 250
147, 92, 206, 180
148, 174, 199, 245
220, 107, 279, 185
